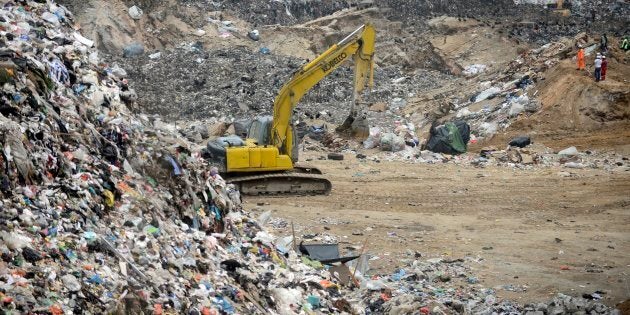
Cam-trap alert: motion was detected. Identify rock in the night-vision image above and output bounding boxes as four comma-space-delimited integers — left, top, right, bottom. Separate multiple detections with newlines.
521, 153, 534, 164
208, 122, 229, 137
558, 146, 578, 156
507, 150, 522, 163
525, 101, 541, 113
192, 124, 209, 139
565, 301, 579, 313
128, 6, 143, 20
548, 305, 565, 314
535, 303, 548, 312
248, 30, 260, 41
564, 162, 584, 169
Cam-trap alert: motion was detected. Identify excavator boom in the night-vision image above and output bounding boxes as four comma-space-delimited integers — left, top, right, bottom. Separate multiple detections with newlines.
271, 24, 376, 156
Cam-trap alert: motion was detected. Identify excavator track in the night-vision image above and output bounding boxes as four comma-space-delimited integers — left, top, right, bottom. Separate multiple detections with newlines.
293, 164, 323, 174
227, 172, 332, 195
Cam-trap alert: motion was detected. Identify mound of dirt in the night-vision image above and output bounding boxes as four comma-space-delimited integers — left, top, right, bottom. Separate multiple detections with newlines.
481, 57, 630, 151
60, 0, 209, 54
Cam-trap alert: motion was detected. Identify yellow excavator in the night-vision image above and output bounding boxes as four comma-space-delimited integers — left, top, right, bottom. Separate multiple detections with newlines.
204, 24, 375, 195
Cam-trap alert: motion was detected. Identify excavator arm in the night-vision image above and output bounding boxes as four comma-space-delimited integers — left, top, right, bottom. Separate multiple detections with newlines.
271, 23, 376, 157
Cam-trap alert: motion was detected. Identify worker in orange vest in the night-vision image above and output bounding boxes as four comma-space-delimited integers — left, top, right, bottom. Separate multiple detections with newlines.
576, 45, 585, 70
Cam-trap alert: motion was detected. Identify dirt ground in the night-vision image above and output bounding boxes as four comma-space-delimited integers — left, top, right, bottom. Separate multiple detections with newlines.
247, 152, 630, 307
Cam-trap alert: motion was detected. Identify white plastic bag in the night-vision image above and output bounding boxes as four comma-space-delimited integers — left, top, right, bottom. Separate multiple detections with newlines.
363, 127, 381, 149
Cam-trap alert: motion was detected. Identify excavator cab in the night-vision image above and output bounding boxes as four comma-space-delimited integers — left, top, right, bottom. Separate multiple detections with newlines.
247, 116, 299, 163
247, 116, 273, 146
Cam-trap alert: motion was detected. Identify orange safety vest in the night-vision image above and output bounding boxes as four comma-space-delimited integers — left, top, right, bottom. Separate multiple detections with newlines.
577, 49, 585, 69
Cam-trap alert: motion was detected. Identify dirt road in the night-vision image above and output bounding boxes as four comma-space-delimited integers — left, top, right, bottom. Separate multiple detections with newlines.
247, 152, 630, 306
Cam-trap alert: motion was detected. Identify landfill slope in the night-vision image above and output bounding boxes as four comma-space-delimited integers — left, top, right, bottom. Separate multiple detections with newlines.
56, 0, 630, 127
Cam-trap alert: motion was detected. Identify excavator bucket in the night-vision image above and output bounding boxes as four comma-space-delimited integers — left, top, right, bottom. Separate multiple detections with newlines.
350, 115, 369, 140
335, 115, 355, 134
335, 115, 369, 140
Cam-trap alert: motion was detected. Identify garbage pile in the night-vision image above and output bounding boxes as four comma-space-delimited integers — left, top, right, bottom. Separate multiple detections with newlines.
219, 0, 353, 26
0, 2, 362, 314
118, 44, 451, 127
357, 139, 628, 172
344, 256, 618, 314
445, 40, 571, 140
303, 125, 627, 171
381, 0, 523, 21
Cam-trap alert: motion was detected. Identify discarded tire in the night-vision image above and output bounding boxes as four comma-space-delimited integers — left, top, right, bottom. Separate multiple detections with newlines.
327, 153, 344, 160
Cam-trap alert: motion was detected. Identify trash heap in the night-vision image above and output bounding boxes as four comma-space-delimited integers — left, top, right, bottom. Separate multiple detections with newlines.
347, 257, 618, 314
218, 0, 353, 26
304, 127, 628, 172
451, 42, 568, 141
0, 2, 360, 314
118, 43, 451, 127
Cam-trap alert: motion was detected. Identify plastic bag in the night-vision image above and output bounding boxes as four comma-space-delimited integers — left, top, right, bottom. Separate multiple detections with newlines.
380, 133, 405, 152
474, 87, 501, 102
478, 122, 498, 137
363, 127, 381, 149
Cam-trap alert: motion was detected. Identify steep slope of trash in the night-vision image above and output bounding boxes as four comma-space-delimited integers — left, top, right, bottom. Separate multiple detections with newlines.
0, 2, 361, 314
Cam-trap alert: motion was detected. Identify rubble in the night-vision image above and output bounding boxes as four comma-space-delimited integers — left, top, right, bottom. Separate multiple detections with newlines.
350, 257, 620, 315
